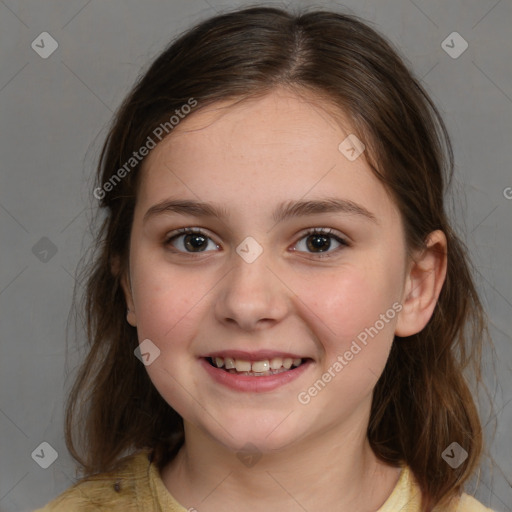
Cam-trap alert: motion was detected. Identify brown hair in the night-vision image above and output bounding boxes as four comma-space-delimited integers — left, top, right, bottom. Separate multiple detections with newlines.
66, 6, 489, 511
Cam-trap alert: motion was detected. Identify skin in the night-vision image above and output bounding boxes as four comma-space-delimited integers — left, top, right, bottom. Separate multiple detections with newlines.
121, 88, 447, 511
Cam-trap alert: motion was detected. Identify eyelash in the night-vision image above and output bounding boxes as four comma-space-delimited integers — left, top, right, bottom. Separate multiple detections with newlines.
163, 227, 349, 258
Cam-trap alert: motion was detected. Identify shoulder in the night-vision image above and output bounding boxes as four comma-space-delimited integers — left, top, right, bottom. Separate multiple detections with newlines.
378, 464, 495, 512
450, 492, 495, 512
33, 449, 153, 511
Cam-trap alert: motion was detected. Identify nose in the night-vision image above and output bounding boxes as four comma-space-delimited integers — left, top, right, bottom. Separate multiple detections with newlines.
214, 250, 289, 332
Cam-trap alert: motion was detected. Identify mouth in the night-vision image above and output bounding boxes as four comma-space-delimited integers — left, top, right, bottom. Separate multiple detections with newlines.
205, 356, 310, 377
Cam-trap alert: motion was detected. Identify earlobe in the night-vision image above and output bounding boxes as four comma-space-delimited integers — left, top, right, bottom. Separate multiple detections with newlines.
121, 273, 137, 327
395, 230, 447, 337
113, 255, 137, 327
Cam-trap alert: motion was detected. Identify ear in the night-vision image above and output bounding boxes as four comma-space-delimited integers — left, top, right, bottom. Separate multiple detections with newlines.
395, 230, 447, 337
112, 255, 138, 327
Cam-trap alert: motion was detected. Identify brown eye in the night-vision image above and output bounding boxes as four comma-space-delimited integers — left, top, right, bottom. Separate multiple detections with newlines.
165, 228, 219, 253
293, 228, 348, 256
306, 233, 332, 252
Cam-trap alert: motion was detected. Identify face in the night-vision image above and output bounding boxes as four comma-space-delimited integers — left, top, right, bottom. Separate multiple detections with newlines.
123, 89, 410, 453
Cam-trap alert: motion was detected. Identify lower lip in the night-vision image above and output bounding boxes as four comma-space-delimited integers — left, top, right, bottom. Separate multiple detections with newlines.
201, 358, 312, 392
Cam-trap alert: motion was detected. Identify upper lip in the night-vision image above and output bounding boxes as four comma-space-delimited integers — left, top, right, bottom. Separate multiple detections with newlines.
202, 350, 309, 361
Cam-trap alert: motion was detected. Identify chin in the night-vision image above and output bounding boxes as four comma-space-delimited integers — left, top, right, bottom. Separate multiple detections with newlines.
197, 412, 307, 454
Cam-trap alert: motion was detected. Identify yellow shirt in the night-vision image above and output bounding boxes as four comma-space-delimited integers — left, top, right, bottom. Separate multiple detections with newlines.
34, 449, 494, 511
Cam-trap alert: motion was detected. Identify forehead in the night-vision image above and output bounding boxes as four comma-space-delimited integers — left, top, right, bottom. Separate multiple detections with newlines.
155, 89, 352, 151
136, 89, 398, 225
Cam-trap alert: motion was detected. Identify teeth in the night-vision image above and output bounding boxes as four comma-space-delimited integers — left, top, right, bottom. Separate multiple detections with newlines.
234, 359, 251, 372
270, 357, 283, 370
209, 356, 304, 374
251, 360, 270, 373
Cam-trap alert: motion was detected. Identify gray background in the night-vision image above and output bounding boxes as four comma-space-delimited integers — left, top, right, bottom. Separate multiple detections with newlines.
0, 0, 511, 510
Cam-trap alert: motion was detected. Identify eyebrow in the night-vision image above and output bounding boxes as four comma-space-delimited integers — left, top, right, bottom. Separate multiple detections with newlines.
143, 197, 378, 225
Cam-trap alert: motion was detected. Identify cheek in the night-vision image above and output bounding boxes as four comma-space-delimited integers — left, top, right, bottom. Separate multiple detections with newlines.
129, 269, 211, 385
128, 258, 213, 414
293, 263, 400, 362
130, 250, 213, 335
291, 267, 400, 414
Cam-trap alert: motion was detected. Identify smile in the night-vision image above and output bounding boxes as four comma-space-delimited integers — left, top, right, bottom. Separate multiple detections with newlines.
207, 356, 304, 376
201, 354, 312, 392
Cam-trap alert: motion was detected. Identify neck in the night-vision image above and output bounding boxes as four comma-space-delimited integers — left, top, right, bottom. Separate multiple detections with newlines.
160, 414, 401, 511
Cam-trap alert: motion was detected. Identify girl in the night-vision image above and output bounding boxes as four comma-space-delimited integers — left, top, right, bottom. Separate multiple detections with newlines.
36, 6, 495, 512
